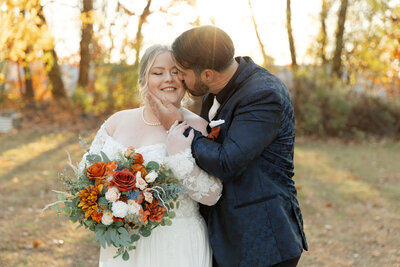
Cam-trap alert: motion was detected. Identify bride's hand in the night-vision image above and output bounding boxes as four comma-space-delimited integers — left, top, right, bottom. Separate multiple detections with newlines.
166, 120, 194, 155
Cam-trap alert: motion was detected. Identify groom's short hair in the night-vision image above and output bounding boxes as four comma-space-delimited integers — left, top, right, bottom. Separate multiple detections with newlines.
172, 25, 234, 73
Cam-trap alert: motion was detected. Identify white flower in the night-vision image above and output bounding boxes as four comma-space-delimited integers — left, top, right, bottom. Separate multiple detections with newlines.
127, 200, 141, 215
105, 186, 120, 202
101, 210, 114, 225
112, 201, 129, 218
143, 190, 153, 203
145, 171, 158, 183
136, 172, 147, 190
209, 119, 225, 128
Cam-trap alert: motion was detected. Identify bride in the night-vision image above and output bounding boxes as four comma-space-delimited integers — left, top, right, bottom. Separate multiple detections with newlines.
81, 44, 222, 267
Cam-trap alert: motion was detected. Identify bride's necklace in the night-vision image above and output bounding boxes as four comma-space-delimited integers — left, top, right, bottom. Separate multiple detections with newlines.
141, 107, 161, 126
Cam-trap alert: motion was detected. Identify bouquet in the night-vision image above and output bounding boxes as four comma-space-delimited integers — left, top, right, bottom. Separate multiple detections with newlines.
48, 138, 185, 261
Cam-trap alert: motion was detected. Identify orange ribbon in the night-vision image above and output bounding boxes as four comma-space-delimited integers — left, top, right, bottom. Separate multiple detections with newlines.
207, 126, 220, 141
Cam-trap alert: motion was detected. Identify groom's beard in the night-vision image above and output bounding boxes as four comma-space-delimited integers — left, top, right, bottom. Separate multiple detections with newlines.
182, 78, 209, 97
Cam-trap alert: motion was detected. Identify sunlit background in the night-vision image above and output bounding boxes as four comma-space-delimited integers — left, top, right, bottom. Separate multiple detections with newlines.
43, 0, 322, 65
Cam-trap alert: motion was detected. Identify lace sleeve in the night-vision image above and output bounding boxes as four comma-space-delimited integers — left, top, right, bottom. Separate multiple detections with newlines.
78, 123, 109, 171
164, 148, 222, 206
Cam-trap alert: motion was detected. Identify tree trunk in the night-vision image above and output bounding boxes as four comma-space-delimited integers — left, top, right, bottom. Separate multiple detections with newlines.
286, 0, 297, 70
319, 0, 329, 65
132, 0, 152, 69
332, 0, 349, 77
37, 6, 67, 99
78, 0, 93, 89
248, 0, 269, 67
22, 60, 34, 100
46, 50, 67, 99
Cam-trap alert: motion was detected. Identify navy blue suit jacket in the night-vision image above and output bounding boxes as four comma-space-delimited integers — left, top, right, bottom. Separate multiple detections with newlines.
190, 57, 308, 266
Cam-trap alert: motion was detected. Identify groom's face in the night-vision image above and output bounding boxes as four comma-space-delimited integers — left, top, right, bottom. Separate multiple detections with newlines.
176, 66, 210, 96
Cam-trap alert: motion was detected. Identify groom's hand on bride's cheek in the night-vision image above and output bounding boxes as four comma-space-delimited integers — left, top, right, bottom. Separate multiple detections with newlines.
147, 92, 183, 129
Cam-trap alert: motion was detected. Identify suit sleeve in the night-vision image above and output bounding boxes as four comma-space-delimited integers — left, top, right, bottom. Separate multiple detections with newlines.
190, 89, 281, 183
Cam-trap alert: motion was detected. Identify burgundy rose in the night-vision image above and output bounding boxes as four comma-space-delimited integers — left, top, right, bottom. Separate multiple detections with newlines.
111, 168, 136, 192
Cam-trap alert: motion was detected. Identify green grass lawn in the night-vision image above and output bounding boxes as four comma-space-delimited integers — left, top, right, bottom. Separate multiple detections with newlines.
0, 132, 399, 266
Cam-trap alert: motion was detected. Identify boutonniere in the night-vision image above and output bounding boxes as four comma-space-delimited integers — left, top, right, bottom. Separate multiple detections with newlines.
207, 120, 224, 141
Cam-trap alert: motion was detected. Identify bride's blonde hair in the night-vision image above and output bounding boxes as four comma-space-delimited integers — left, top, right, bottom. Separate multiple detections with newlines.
138, 44, 171, 100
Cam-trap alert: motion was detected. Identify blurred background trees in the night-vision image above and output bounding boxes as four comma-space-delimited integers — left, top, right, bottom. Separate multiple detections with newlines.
0, 0, 399, 137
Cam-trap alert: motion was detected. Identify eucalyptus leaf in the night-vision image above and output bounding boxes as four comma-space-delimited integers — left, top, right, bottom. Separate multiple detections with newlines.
57, 194, 68, 201
168, 211, 176, 219
107, 228, 116, 243
84, 220, 94, 227
62, 206, 71, 215
122, 250, 130, 261
140, 228, 151, 237
86, 154, 102, 164
98, 197, 108, 206
114, 221, 124, 227
118, 227, 129, 236
53, 203, 61, 212
100, 235, 106, 249
146, 161, 160, 171
131, 234, 140, 242
100, 151, 111, 163
165, 219, 172, 226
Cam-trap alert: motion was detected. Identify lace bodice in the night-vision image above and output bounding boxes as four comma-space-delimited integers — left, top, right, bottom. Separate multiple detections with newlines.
81, 124, 222, 218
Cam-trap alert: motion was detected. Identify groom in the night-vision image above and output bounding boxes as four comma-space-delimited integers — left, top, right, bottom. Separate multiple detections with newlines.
148, 25, 308, 267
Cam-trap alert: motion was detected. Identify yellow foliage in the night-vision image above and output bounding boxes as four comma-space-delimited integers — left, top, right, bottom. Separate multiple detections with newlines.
80, 10, 102, 25
0, 0, 54, 62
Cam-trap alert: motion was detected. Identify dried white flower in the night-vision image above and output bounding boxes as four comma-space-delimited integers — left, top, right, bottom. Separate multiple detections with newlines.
143, 190, 153, 203
105, 186, 120, 202
101, 210, 114, 225
127, 200, 141, 215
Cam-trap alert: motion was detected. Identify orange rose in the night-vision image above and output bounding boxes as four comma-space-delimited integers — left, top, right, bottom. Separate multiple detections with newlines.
106, 161, 117, 176
146, 200, 167, 223
134, 153, 144, 165
111, 168, 136, 192
131, 163, 147, 177
139, 208, 150, 222
86, 162, 107, 181
91, 211, 103, 223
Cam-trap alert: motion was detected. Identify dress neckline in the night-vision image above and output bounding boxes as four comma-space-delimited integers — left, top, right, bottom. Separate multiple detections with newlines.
100, 123, 166, 151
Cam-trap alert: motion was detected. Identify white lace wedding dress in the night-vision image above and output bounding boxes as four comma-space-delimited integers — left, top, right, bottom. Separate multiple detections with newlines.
81, 124, 222, 267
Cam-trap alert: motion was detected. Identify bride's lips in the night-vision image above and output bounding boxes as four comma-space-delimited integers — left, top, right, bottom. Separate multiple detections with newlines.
160, 87, 177, 92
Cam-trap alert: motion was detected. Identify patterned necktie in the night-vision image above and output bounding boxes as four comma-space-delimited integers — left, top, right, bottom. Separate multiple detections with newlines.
208, 96, 220, 121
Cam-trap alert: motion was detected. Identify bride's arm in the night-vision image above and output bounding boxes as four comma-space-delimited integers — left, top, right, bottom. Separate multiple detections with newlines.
78, 113, 117, 171
78, 123, 110, 171
164, 120, 222, 206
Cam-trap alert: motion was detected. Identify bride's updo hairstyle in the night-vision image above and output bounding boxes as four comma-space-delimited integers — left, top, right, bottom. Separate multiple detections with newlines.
138, 44, 171, 100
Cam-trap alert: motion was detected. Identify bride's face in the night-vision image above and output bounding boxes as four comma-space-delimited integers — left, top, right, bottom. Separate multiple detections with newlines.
147, 52, 185, 107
